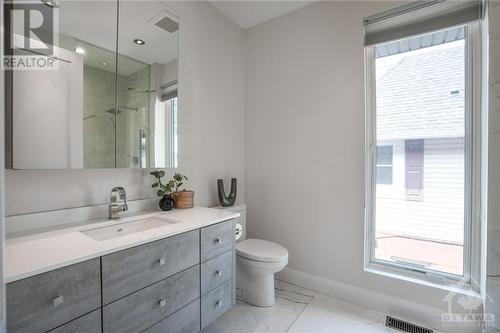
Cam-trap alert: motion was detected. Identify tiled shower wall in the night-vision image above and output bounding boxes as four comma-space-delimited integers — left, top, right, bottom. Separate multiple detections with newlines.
83, 66, 121, 168
83, 65, 150, 169
487, 2, 500, 331
116, 67, 151, 168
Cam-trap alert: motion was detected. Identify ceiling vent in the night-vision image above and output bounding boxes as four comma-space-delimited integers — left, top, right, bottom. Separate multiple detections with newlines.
154, 15, 178, 33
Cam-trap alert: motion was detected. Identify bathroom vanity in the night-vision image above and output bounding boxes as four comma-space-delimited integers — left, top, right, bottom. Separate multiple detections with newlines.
6, 208, 238, 333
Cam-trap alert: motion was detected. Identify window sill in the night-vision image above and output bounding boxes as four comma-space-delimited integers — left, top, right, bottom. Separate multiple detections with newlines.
364, 262, 482, 299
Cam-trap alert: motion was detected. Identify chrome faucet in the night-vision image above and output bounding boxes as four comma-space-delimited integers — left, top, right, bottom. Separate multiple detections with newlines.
109, 187, 128, 219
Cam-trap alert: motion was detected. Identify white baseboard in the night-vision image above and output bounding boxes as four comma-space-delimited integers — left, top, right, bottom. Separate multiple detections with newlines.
276, 267, 482, 333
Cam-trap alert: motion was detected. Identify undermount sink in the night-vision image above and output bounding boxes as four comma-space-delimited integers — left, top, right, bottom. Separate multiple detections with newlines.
81, 216, 177, 241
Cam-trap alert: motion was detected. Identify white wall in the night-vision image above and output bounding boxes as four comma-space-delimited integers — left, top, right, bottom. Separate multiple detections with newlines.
486, 1, 500, 329
5, 0, 245, 216
244, 1, 475, 330
0, 0, 5, 322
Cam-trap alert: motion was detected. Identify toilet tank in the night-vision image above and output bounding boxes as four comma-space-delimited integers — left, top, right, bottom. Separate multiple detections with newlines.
213, 204, 246, 242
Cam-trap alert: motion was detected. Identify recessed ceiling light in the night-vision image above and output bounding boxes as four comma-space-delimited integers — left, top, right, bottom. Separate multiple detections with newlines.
75, 47, 86, 55
133, 39, 146, 46
41, 0, 58, 8
101, 61, 108, 66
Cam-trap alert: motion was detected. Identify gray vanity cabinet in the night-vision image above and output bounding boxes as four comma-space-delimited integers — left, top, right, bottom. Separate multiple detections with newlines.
199, 221, 236, 329
201, 220, 234, 261
47, 310, 102, 333
201, 280, 232, 328
201, 250, 232, 295
7, 219, 236, 333
6, 258, 101, 333
103, 265, 200, 333
143, 300, 201, 333
101, 229, 199, 304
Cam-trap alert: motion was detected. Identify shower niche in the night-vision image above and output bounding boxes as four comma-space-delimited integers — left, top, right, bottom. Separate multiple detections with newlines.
5, 0, 179, 169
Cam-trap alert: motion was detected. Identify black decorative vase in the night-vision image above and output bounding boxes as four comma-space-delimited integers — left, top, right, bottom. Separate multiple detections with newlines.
217, 178, 237, 207
159, 194, 175, 211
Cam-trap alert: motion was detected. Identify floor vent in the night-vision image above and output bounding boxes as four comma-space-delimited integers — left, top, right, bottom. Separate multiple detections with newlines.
385, 316, 433, 333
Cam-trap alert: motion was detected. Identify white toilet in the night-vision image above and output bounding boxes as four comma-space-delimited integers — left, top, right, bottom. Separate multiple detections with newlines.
214, 205, 289, 307
236, 238, 288, 307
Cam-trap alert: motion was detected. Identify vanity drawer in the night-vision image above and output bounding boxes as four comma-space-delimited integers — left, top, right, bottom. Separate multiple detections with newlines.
201, 220, 234, 261
143, 299, 200, 333
102, 229, 199, 304
200, 280, 232, 329
103, 265, 200, 333
7, 258, 101, 333
48, 310, 101, 333
201, 250, 232, 295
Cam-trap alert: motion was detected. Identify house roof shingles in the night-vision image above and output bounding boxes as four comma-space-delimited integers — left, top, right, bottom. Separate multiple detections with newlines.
376, 42, 465, 141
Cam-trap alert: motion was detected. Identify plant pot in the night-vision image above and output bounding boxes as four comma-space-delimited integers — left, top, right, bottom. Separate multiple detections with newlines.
174, 190, 194, 209
159, 194, 175, 211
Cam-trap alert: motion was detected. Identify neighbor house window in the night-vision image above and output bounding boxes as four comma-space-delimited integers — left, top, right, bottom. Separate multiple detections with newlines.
405, 139, 424, 200
364, 1, 484, 289
376, 145, 393, 185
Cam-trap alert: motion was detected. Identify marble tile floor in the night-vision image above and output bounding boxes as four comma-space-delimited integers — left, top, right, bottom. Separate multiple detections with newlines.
202, 279, 403, 333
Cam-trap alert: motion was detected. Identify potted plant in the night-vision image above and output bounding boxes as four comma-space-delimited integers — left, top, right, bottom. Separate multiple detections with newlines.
150, 170, 175, 211
151, 171, 194, 210
171, 173, 194, 209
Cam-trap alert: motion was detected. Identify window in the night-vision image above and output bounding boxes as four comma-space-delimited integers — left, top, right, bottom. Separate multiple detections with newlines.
405, 140, 424, 200
364, 1, 484, 289
154, 96, 178, 168
376, 146, 393, 185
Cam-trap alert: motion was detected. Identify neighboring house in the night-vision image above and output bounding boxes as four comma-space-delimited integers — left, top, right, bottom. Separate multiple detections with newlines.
375, 40, 465, 245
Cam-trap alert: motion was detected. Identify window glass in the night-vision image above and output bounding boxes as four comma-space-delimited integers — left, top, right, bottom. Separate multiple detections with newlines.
372, 27, 466, 276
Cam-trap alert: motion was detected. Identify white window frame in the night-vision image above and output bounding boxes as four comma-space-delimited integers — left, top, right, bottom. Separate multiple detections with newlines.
364, 22, 484, 293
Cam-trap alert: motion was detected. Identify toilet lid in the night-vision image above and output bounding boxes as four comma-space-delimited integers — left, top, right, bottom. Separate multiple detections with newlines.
236, 239, 288, 263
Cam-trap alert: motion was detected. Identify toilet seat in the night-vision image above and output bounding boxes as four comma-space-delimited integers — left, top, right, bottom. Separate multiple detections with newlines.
236, 239, 288, 263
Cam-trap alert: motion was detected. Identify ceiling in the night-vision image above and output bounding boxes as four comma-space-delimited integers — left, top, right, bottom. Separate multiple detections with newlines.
209, 1, 315, 29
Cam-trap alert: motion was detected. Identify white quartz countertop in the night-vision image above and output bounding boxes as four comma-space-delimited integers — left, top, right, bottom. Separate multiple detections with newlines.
6, 207, 240, 283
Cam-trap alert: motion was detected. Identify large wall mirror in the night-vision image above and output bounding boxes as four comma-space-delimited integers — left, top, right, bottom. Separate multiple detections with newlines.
6, 0, 179, 169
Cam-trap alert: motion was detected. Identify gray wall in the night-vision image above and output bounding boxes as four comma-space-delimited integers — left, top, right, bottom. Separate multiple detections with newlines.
4, 1, 245, 216
243, 0, 474, 327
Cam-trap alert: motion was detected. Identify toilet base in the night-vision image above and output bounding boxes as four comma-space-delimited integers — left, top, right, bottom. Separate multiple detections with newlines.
237, 267, 276, 307
236, 255, 288, 307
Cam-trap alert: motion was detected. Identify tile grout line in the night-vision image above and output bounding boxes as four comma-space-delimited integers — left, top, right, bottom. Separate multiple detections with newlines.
276, 278, 394, 328
284, 291, 317, 333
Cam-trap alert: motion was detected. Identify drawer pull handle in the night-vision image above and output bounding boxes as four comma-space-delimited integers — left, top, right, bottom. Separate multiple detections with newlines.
159, 258, 166, 266
216, 300, 223, 307
52, 295, 64, 307
159, 299, 167, 307
215, 270, 222, 276
215, 238, 223, 244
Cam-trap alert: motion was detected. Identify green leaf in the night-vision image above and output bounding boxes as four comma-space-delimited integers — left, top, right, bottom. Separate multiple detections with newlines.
177, 182, 183, 188
157, 190, 164, 197
158, 171, 165, 178
169, 180, 175, 188
183, 175, 188, 180
152, 183, 159, 188
150, 171, 156, 176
